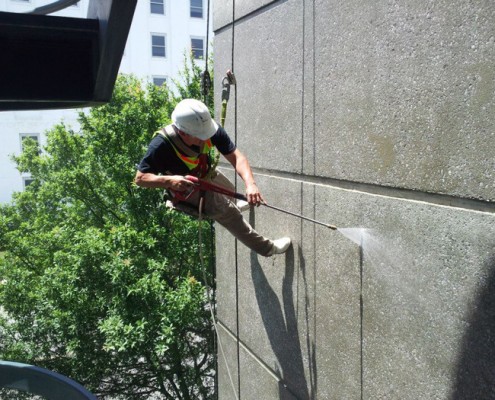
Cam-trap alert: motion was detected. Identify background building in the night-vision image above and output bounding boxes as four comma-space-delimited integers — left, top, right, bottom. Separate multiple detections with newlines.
213, 1, 495, 399
0, 0, 211, 203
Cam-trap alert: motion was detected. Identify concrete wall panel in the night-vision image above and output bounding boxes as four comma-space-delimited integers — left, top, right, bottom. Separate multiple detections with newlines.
214, 0, 495, 398
314, 0, 495, 201
236, 176, 307, 391
213, 28, 235, 136
312, 181, 495, 399
217, 173, 495, 399
213, 0, 279, 31
216, 326, 239, 400
215, 168, 238, 331
216, 174, 318, 398
236, 0, 278, 22
213, 0, 233, 31
216, 0, 304, 173
217, 323, 300, 400
239, 341, 299, 400
215, 211, 237, 331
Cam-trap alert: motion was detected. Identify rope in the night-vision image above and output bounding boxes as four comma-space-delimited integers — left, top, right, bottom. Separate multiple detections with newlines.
198, 0, 240, 396
201, 0, 212, 102
197, 0, 240, 396
230, 0, 242, 397
198, 197, 239, 400
204, 0, 210, 74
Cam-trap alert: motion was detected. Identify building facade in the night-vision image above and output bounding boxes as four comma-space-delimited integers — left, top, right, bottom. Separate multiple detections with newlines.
213, 1, 495, 399
0, 0, 211, 203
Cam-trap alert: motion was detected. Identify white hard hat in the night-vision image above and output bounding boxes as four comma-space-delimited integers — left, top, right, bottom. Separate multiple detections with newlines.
171, 99, 218, 140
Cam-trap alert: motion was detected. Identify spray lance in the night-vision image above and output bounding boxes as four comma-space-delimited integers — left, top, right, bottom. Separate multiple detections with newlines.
175, 175, 338, 230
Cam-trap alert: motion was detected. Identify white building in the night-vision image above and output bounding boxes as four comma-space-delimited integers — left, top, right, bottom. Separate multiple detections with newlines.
0, 0, 212, 203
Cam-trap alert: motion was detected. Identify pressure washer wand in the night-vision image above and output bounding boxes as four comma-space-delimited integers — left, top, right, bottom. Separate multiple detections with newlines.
260, 202, 337, 230
185, 175, 337, 230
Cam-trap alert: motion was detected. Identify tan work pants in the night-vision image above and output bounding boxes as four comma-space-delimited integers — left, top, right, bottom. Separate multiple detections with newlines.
180, 171, 274, 256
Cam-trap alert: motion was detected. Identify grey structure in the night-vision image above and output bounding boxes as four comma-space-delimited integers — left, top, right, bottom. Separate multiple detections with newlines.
0, 361, 97, 399
213, 1, 495, 399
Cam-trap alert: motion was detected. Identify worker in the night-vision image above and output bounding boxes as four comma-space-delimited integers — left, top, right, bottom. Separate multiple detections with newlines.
134, 98, 291, 257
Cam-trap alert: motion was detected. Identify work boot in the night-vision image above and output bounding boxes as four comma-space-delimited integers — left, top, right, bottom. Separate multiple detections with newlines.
266, 237, 292, 257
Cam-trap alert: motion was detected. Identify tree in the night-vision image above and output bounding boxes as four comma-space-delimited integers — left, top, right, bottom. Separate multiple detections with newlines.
0, 58, 217, 399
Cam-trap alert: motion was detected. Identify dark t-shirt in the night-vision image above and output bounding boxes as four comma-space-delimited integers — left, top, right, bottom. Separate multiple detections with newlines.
137, 125, 236, 175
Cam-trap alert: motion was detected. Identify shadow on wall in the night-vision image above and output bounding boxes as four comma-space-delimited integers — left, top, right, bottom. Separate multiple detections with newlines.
451, 255, 495, 400
250, 246, 315, 400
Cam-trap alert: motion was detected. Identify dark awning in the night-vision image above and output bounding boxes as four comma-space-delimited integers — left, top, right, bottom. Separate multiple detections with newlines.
0, 0, 137, 111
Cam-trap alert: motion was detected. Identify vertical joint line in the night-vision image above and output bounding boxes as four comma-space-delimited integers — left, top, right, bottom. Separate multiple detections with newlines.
231, 1, 241, 398
311, 4, 318, 397
301, 0, 306, 174
359, 238, 364, 400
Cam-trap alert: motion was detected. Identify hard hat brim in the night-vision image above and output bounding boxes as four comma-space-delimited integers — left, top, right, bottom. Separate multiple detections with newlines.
202, 118, 219, 140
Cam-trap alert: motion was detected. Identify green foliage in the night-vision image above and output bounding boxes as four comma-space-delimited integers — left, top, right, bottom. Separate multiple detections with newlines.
173, 52, 214, 111
0, 389, 46, 399
0, 72, 216, 399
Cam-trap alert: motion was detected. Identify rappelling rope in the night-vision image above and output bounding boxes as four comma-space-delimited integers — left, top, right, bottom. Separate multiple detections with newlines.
197, 2, 236, 397
198, 197, 240, 400
204, 0, 210, 73
201, 0, 212, 101
231, 0, 242, 395
198, 0, 241, 397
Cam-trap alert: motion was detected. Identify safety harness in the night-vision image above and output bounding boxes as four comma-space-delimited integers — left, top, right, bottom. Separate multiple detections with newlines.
157, 125, 217, 214
157, 125, 213, 179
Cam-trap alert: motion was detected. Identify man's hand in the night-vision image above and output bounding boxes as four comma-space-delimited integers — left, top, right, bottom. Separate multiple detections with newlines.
245, 182, 265, 206
223, 149, 265, 207
167, 175, 195, 192
134, 171, 195, 192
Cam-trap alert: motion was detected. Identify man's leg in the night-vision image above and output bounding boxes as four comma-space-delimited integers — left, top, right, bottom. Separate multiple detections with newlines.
204, 190, 274, 256
211, 170, 250, 212
181, 173, 290, 256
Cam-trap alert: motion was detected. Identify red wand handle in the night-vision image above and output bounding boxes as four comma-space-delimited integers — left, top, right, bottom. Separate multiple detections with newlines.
185, 175, 247, 201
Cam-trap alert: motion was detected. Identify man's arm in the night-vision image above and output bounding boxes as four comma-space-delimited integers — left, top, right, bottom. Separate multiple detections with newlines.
223, 149, 264, 206
134, 171, 194, 192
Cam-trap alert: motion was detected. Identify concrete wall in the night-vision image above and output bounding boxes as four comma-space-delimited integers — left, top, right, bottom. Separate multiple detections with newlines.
213, 1, 495, 399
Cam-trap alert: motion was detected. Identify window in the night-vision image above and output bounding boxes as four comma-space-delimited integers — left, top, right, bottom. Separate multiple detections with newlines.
153, 76, 168, 86
191, 37, 204, 59
20, 133, 40, 153
150, 0, 164, 14
151, 34, 166, 57
190, 0, 203, 18
23, 177, 34, 189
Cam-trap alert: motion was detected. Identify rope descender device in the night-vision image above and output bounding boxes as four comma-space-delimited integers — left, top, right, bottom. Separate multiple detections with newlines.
201, 70, 212, 98
221, 70, 236, 126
